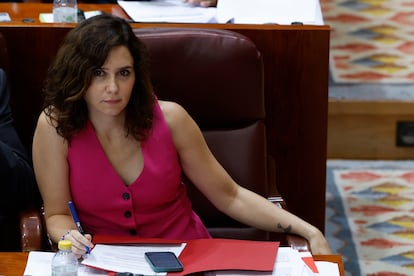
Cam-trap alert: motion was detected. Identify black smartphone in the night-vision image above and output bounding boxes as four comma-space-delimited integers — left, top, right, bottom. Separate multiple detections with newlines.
144, 251, 184, 273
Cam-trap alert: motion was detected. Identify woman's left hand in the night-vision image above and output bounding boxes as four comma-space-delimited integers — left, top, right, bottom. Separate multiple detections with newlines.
307, 229, 332, 255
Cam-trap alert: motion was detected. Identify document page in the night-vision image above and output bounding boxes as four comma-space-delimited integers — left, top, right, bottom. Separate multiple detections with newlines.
117, 0, 217, 23
315, 261, 340, 276
23, 251, 107, 276
272, 247, 314, 276
81, 243, 186, 275
216, 0, 320, 25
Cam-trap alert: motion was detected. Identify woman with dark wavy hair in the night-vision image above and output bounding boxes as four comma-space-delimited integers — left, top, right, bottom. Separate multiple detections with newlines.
33, 14, 331, 258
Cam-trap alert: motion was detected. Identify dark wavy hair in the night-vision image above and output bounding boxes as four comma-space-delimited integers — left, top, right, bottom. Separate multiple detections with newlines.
43, 13, 155, 142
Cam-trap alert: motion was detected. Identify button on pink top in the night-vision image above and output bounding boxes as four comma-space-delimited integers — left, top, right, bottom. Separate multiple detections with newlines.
68, 100, 211, 240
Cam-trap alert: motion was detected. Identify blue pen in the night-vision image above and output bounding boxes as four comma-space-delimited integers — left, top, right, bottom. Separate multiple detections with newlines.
68, 200, 91, 254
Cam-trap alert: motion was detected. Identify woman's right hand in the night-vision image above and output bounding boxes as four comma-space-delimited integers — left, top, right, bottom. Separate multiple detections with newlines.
62, 230, 94, 258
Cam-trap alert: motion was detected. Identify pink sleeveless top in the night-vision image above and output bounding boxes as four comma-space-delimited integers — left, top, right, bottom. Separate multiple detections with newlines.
68, 101, 211, 240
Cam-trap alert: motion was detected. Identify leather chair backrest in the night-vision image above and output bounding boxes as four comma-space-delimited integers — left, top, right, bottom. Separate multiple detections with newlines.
135, 28, 269, 240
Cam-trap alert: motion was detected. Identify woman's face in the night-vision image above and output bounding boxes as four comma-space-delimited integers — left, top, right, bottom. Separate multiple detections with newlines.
84, 45, 135, 120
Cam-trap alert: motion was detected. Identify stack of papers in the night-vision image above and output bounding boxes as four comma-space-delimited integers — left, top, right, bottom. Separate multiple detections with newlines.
216, 0, 323, 25
82, 243, 186, 275
23, 244, 185, 276
117, 0, 217, 23
24, 237, 279, 276
117, 0, 324, 25
23, 238, 339, 276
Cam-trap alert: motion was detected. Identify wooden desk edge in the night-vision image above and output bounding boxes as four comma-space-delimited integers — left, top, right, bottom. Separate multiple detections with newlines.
0, 252, 344, 276
0, 252, 29, 276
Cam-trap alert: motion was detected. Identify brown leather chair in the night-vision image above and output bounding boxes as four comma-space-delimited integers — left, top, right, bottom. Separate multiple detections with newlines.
20, 28, 309, 251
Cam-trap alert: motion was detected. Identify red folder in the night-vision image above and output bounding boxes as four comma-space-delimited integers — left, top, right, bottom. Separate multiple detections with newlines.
169, 238, 279, 275
94, 235, 279, 275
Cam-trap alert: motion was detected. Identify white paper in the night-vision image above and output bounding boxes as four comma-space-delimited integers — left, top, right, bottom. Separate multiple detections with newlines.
314, 0, 324, 25
272, 247, 315, 276
216, 0, 321, 25
81, 243, 186, 275
117, 0, 323, 25
23, 251, 107, 276
315, 261, 340, 276
0, 12, 11, 22
23, 251, 54, 275
39, 10, 103, 23
117, 0, 217, 23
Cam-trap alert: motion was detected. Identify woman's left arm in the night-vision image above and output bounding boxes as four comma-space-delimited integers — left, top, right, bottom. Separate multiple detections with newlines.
161, 101, 331, 255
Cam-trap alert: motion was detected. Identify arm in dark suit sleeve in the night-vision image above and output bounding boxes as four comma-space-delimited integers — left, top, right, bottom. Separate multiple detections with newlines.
0, 68, 42, 250
0, 68, 40, 213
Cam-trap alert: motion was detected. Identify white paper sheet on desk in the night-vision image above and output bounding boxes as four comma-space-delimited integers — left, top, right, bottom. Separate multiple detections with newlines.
81, 243, 186, 275
23, 251, 107, 276
216, 0, 321, 25
117, 0, 217, 23
315, 261, 340, 276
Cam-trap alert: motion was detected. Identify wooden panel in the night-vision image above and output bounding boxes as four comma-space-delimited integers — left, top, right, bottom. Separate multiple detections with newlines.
328, 100, 414, 159
237, 28, 330, 231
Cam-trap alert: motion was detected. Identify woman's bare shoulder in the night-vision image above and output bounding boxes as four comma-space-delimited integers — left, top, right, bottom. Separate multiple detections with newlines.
36, 108, 57, 130
34, 107, 67, 149
158, 100, 188, 125
158, 100, 183, 112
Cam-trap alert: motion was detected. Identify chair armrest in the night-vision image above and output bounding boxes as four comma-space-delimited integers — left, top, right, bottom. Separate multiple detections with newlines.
267, 156, 310, 252
268, 196, 310, 252
19, 208, 43, 252
286, 234, 312, 252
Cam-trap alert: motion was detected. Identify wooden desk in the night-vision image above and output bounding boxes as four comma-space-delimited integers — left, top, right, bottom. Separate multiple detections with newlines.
0, 252, 344, 276
0, 252, 28, 276
0, 3, 330, 232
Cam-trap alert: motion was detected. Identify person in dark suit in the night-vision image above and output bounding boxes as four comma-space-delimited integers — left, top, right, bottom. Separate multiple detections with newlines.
0, 68, 40, 251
